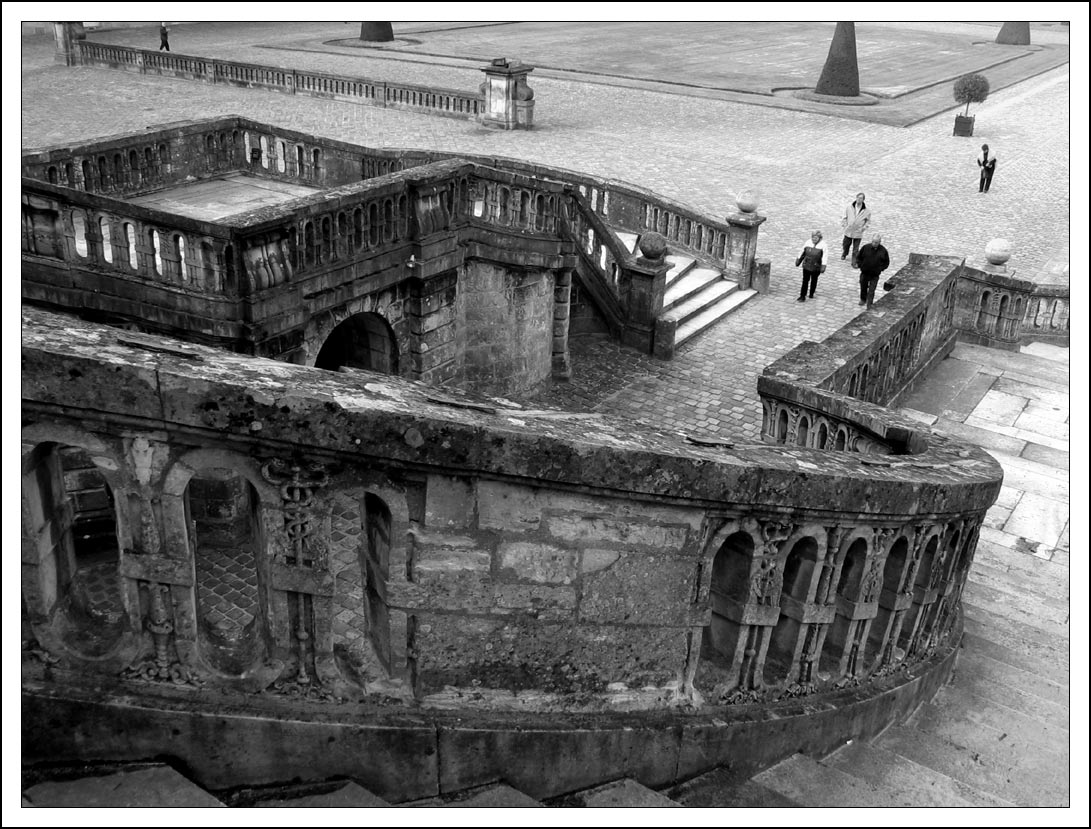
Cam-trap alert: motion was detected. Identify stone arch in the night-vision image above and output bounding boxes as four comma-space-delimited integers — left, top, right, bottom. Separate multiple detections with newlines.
796, 415, 810, 447
363, 493, 393, 672
834, 427, 848, 451
976, 290, 991, 329
98, 216, 114, 264
698, 523, 758, 692
899, 531, 941, 651
72, 211, 88, 258
162, 449, 281, 678
313, 310, 399, 375
815, 420, 829, 450
776, 409, 789, 443
20, 425, 133, 662
765, 533, 821, 685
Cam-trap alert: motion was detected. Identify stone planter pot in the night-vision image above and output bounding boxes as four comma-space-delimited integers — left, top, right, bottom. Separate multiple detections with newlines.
953, 114, 975, 137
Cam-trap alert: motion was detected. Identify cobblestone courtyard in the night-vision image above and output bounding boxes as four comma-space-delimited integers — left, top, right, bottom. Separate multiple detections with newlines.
18, 22, 1072, 441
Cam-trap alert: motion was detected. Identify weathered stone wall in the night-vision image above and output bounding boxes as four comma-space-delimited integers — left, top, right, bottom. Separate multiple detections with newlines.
456, 261, 555, 395
22, 307, 1001, 712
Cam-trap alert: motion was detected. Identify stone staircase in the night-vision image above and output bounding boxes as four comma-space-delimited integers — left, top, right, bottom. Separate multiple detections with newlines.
615, 231, 758, 353
670, 340, 1071, 809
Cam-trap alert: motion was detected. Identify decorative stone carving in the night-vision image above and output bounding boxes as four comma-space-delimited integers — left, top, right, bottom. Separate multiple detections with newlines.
122, 582, 202, 687
735, 190, 759, 214
637, 231, 667, 264
261, 458, 330, 566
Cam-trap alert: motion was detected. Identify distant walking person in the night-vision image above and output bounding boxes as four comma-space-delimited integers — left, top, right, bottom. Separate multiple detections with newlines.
978, 144, 997, 192
795, 229, 827, 302
159, 23, 170, 51
840, 192, 870, 268
856, 234, 890, 309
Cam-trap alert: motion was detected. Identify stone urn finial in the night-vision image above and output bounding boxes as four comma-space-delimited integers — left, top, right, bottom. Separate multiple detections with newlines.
985, 238, 1011, 266
735, 190, 759, 213
638, 232, 668, 263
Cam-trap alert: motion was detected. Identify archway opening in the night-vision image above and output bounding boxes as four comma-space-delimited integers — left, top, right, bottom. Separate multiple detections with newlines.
820, 537, 868, 676
765, 536, 819, 685
696, 530, 755, 695
315, 312, 398, 374
22, 443, 124, 656
186, 467, 265, 675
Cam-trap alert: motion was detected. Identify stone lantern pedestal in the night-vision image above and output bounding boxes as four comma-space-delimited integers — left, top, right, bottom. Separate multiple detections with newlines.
480, 58, 535, 130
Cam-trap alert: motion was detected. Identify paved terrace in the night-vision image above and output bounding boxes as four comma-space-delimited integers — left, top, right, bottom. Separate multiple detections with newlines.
18, 22, 1070, 442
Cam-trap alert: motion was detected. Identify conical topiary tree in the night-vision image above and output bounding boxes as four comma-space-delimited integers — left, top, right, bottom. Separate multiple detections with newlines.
996, 22, 1030, 45
815, 22, 860, 97
359, 22, 394, 42
953, 73, 990, 116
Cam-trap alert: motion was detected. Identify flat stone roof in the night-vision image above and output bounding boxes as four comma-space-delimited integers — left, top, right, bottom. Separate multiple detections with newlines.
127, 172, 321, 221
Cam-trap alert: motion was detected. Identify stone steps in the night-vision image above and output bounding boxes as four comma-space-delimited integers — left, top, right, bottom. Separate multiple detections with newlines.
23, 764, 226, 808
670, 286, 758, 348
610, 229, 758, 354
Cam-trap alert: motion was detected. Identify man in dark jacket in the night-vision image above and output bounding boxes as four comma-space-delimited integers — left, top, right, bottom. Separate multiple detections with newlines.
856, 234, 889, 309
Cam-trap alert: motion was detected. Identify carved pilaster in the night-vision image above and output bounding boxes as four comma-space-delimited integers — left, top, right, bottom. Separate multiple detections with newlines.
122, 581, 202, 687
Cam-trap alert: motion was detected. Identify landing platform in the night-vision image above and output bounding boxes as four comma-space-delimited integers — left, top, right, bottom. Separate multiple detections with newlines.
128, 172, 320, 221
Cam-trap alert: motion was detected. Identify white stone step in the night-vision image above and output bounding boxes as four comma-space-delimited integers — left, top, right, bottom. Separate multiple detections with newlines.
664, 253, 697, 287
673, 287, 758, 346
614, 231, 640, 254
822, 740, 1008, 806
752, 753, 906, 808
402, 782, 542, 807
254, 781, 390, 807
24, 766, 225, 808
663, 266, 724, 311
660, 278, 739, 324
568, 778, 681, 807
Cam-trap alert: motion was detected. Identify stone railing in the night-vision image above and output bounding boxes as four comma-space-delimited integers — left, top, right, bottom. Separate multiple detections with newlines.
759, 254, 964, 450
355, 147, 767, 285
22, 304, 1001, 714
76, 41, 484, 122
954, 258, 1070, 348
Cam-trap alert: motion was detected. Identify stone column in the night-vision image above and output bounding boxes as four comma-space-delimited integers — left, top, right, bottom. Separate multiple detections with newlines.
480, 58, 535, 130
723, 210, 766, 285
621, 233, 670, 354
52, 22, 82, 66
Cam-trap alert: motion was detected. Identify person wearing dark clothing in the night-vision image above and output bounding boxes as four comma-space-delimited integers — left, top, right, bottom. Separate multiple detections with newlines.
977, 144, 997, 192
794, 230, 827, 302
159, 23, 170, 51
856, 234, 890, 308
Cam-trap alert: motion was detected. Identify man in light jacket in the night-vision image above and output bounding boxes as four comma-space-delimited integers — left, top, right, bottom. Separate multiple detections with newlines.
856, 233, 890, 309
795, 229, 827, 302
840, 192, 870, 268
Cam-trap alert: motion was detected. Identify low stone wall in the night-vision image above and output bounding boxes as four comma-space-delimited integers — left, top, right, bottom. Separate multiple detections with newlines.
23, 306, 999, 716
76, 40, 484, 122
955, 258, 1069, 348
760, 254, 964, 451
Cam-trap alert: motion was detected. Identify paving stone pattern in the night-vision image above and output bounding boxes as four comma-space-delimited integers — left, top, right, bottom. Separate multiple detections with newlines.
194, 544, 258, 638
20, 24, 1069, 441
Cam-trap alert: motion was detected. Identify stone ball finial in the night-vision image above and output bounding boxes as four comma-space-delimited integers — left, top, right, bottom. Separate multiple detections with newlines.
735, 190, 759, 213
985, 238, 1011, 265
638, 232, 668, 261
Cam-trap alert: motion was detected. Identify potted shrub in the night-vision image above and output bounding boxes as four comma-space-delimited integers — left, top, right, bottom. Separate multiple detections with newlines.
953, 73, 990, 136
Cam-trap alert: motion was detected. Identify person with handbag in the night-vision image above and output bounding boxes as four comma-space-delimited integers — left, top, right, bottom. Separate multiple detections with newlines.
795, 229, 828, 302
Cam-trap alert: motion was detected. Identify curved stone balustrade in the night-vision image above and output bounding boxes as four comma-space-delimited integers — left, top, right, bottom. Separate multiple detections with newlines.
22, 304, 1000, 714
